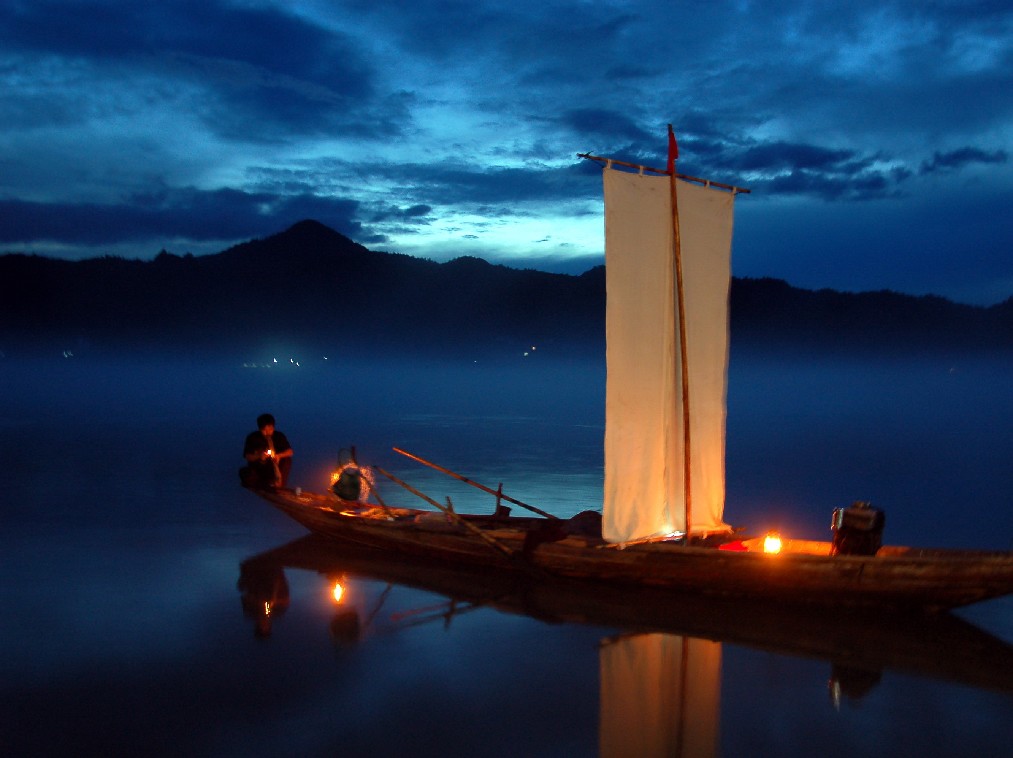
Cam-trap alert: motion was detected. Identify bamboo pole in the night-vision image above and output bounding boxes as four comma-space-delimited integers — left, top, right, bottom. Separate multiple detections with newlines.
376, 466, 516, 558
392, 447, 559, 520
669, 124, 694, 537
577, 153, 750, 195
368, 480, 392, 511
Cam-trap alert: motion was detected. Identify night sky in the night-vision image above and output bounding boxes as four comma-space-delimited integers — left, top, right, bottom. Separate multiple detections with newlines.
1, 1, 1010, 304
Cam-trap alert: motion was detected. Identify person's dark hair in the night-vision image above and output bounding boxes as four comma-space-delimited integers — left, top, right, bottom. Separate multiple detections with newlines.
257, 413, 276, 429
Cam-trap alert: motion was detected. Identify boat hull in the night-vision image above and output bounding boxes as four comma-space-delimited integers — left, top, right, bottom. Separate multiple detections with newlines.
253, 488, 1013, 612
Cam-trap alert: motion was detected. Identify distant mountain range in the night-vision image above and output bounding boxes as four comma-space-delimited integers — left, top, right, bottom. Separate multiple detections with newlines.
1, 219, 1010, 359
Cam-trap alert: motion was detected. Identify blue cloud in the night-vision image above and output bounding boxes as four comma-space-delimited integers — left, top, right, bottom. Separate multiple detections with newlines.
0, 189, 361, 245
920, 147, 1009, 174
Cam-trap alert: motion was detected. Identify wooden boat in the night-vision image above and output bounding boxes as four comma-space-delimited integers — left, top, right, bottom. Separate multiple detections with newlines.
248, 129, 1013, 615
252, 485, 1013, 613
239, 533, 1013, 697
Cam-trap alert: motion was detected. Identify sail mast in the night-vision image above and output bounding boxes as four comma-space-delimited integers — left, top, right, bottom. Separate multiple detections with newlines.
667, 125, 693, 533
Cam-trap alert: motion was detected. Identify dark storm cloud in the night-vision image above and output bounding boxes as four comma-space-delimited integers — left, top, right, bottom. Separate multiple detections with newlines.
553, 119, 909, 202
0, 189, 360, 245
920, 147, 1009, 174
731, 143, 856, 173
0, 1, 367, 90
713, 141, 910, 200
372, 159, 594, 208
336, 0, 636, 61
368, 203, 434, 224
0, 0, 391, 140
558, 109, 657, 149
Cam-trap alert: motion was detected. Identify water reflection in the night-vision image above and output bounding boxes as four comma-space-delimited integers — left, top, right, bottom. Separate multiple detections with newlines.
237, 535, 1013, 721
600, 633, 721, 758
236, 561, 290, 637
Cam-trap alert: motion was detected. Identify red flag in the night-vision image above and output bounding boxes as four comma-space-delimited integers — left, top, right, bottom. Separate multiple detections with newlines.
666, 125, 678, 174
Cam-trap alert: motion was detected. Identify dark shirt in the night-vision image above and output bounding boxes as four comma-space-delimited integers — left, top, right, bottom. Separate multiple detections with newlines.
243, 430, 292, 487
244, 430, 291, 458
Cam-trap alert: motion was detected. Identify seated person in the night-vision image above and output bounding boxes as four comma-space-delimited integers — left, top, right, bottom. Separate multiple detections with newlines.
240, 413, 293, 489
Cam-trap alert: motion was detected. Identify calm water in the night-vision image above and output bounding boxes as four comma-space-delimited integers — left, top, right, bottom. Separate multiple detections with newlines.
2, 350, 1012, 756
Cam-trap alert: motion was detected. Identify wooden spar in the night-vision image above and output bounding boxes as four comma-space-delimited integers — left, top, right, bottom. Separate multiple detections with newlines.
669, 124, 693, 536
392, 447, 559, 520
391, 599, 485, 630
375, 466, 516, 558
577, 153, 750, 195
368, 480, 392, 511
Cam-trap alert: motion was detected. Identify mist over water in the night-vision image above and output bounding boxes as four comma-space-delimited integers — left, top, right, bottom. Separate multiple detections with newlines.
727, 352, 1013, 550
2, 349, 1011, 756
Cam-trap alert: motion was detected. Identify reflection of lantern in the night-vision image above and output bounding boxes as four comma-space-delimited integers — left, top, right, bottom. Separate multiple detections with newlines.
326, 575, 362, 646
763, 533, 783, 554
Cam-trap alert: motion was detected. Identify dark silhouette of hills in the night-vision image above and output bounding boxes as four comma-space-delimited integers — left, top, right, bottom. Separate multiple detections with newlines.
1, 219, 1010, 359
730, 276, 1013, 354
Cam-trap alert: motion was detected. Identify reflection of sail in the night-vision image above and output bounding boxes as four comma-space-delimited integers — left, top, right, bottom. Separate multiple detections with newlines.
600, 633, 720, 758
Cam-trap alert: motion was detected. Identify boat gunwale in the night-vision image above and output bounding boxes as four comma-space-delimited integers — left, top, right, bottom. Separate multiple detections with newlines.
259, 487, 1013, 566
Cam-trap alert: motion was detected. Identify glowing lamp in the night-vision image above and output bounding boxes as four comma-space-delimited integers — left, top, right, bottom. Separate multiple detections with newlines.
332, 581, 345, 604
763, 533, 783, 554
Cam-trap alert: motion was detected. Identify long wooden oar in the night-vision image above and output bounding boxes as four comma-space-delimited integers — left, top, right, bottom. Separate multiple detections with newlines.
376, 467, 516, 559
392, 448, 559, 520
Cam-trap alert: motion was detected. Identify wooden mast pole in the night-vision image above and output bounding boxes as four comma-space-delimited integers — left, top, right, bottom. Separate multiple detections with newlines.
668, 124, 693, 537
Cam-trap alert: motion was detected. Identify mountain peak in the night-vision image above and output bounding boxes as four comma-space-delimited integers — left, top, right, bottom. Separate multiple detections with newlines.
270, 219, 367, 252
214, 219, 372, 265
278, 219, 347, 242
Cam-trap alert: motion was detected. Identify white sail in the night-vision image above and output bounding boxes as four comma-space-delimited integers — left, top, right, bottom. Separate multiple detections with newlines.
602, 167, 735, 542
599, 633, 722, 758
